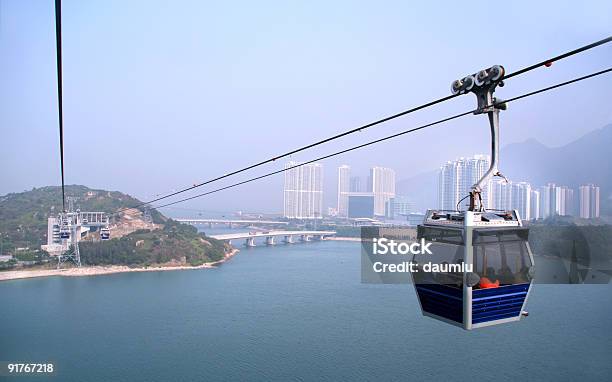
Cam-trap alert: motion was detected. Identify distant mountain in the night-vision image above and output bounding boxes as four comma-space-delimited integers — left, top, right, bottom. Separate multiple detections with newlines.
502, 123, 612, 215
397, 123, 612, 214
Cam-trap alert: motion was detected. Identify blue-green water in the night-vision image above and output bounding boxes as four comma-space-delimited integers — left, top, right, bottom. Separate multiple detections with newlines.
1, 241, 611, 381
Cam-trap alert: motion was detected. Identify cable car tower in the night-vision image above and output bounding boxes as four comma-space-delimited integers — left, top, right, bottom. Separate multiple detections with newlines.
57, 209, 80, 268
56, 201, 112, 269
412, 65, 535, 330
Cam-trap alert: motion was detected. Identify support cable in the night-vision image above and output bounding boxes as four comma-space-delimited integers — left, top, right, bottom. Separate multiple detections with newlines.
116, 36, 612, 213
55, 0, 66, 211
140, 67, 611, 212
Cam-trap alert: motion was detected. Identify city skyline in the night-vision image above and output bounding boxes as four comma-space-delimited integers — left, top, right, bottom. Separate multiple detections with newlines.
280, 158, 601, 220
437, 155, 600, 220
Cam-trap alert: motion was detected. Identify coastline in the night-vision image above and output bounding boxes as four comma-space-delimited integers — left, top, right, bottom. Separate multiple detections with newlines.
0, 248, 240, 282
0, 238, 357, 282
325, 236, 361, 242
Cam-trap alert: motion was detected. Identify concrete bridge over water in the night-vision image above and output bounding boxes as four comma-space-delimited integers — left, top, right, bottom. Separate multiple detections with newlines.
177, 218, 288, 228
209, 230, 336, 247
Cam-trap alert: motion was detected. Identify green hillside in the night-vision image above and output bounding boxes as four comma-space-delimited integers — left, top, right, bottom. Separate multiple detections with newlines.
79, 220, 228, 267
0, 186, 229, 268
0, 185, 160, 249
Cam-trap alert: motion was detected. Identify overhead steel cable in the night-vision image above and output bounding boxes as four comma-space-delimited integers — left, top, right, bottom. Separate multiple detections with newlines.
135, 67, 611, 213
55, 0, 66, 211
115, 36, 612, 215
148, 113, 472, 211
501, 67, 611, 104
116, 93, 458, 212
503, 36, 612, 79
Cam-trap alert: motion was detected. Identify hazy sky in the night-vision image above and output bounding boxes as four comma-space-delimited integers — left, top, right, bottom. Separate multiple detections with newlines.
1, 0, 611, 214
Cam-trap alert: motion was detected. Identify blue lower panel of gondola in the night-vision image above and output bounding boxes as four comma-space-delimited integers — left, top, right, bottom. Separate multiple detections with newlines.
416, 284, 463, 324
471, 283, 529, 324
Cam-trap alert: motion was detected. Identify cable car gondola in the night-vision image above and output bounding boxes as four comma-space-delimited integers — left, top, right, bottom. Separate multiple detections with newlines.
60, 228, 70, 239
59, 214, 71, 239
100, 227, 110, 240
413, 210, 534, 329
412, 65, 534, 330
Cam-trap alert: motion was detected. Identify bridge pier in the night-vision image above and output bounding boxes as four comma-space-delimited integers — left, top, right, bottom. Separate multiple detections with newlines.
266, 236, 275, 245
245, 237, 256, 247
283, 235, 294, 244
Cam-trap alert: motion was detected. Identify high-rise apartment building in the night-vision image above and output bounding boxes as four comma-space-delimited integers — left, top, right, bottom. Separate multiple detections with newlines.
579, 184, 600, 219
438, 155, 491, 211
283, 161, 323, 219
490, 180, 533, 220
491, 179, 512, 211
337, 165, 351, 218
530, 189, 541, 220
370, 167, 396, 216
349, 176, 362, 192
540, 183, 574, 218
511, 182, 531, 221
564, 187, 575, 216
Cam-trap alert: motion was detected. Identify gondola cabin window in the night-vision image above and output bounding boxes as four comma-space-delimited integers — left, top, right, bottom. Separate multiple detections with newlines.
472, 228, 533, 288
414, 226, 465, 288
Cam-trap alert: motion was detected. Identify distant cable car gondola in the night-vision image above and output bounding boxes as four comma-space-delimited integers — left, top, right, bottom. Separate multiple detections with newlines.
412, 65, 534, 330
59, 213, 71, 239
100, 227, 110, 240
60, 228, 70, 239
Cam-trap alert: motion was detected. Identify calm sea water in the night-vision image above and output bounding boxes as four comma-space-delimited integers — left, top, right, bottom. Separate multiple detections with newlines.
1, 240, 611, 382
